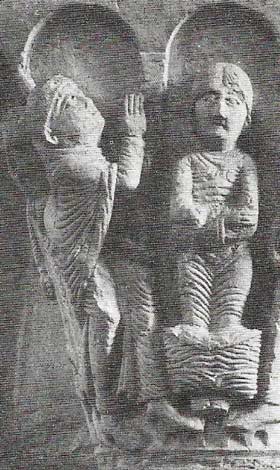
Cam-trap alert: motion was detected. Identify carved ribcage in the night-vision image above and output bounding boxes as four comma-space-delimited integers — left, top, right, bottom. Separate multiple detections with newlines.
192, 152, 242, 216
48, 166, 117, 300
164, 324, 261, 399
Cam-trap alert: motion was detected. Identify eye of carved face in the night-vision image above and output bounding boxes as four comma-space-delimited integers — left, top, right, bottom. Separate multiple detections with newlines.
198, 91, 244, 108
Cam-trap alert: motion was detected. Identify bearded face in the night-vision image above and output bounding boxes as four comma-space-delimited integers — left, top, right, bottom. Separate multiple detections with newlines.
41, 75, 105, 147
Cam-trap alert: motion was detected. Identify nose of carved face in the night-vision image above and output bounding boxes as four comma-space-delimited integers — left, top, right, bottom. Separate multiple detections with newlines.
215, 98, 229, 120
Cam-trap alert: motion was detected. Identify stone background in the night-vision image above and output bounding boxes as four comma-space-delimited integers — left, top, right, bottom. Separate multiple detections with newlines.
0, 1, 280, 468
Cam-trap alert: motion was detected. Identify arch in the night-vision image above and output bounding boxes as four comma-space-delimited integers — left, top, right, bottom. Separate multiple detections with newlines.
162, 1, 280, 162
20, 2, 144, 117
164, 2, 280, 109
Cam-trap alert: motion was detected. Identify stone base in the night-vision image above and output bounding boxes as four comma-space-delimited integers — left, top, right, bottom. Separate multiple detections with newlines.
95, 449, 280, 470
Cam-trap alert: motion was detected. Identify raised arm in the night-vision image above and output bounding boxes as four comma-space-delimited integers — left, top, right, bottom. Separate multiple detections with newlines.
116, 94, 146, 191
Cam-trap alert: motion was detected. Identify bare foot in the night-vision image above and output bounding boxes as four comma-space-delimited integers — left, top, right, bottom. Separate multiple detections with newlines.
210, 399, 230, 417
227, 403, 280, 432
190, 398, 211, 414
147, 399, 205, 431
99, 415, 150, 450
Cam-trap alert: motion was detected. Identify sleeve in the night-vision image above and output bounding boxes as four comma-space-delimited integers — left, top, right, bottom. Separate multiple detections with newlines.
116, 135, 145, 190
223, 155, 258, 242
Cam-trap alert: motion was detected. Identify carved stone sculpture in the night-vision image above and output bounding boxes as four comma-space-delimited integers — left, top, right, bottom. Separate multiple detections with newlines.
146, 63, 261, 434
5, 1, 280, 467
14, 58, 277, 461
17, 74, 149, 446
15, 62, 267, 454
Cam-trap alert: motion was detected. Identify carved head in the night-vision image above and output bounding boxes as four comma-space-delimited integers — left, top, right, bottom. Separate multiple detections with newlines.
29, 74, 105, 148
192, 63, 253, 150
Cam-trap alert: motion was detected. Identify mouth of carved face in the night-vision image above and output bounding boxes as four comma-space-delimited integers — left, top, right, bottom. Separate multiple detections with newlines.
211, 117, 228, 130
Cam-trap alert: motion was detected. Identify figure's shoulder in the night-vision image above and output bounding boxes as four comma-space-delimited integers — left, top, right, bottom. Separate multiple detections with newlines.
49, 148, 111, 183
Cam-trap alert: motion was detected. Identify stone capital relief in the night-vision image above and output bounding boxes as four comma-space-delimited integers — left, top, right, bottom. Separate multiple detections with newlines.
8, 1, 280, 463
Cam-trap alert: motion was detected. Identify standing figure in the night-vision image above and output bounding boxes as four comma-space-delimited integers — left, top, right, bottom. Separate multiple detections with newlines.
170, 63, 258, 330
151, 63, 261, 430
18, 75, 146, 444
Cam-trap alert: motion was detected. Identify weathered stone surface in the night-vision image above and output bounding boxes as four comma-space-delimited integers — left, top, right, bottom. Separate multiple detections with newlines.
22, 4, 145, 114
141, 52, 165, 92
95, 449, 280, 470
1, 0, 280, 64
0, 0, 117, 61
1, 0, 280, 469
2, 267, 85, 467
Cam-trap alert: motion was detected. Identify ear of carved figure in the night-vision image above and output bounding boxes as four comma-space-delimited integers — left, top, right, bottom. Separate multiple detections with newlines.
29, 74, 105, 148
191, 63, 253, 150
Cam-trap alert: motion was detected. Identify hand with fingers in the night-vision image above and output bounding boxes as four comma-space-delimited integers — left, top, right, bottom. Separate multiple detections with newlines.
120, 93, 146, 136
